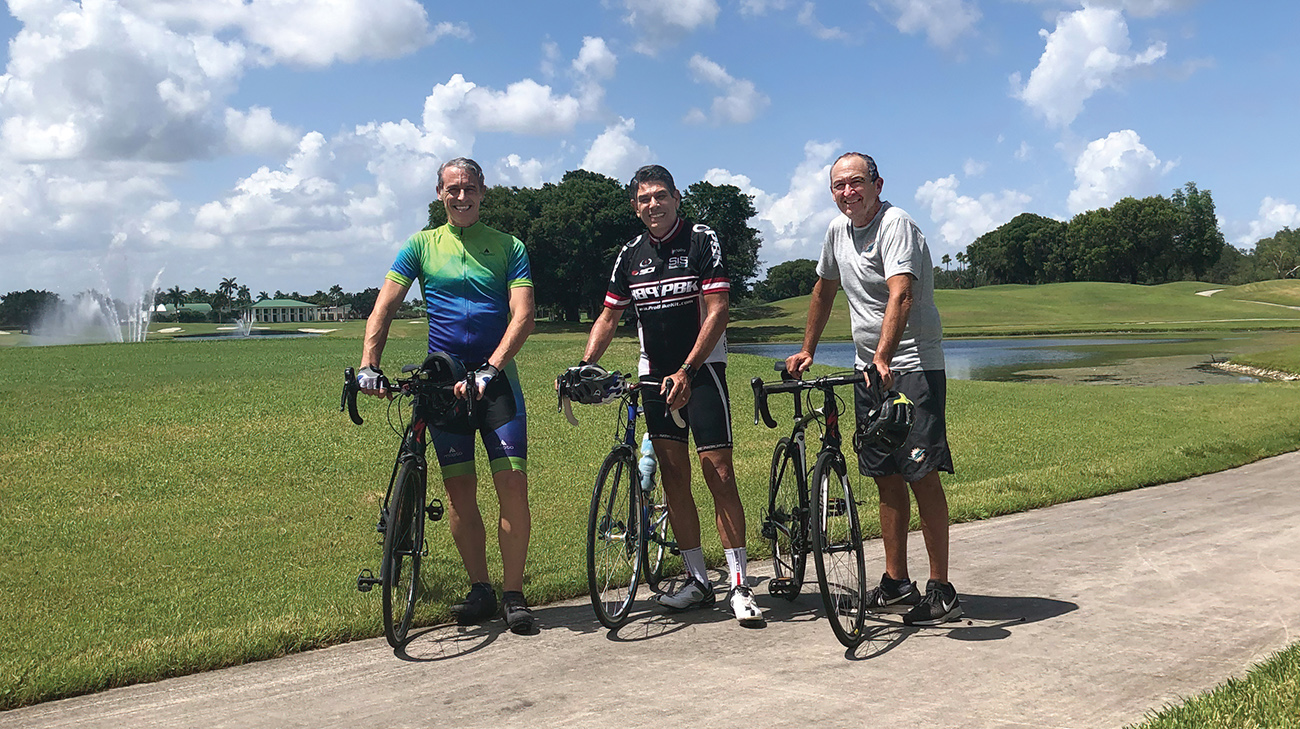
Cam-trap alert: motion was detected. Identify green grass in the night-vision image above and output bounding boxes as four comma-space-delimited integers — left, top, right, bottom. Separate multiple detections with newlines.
726, 280, 1300, 342
3, 332, 1300, 709
1126, 643, 1300, 728
1216, 279, 1300, 308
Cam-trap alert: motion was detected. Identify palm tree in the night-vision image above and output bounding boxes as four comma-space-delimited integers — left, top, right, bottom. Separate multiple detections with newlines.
257, 291, 269, 301
166, 285, 185, 311
941, 254, 952, 271
237, 285, 252, 306
215, 277, 237, 315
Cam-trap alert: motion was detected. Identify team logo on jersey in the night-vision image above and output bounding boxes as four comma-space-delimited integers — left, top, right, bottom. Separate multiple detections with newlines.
668, 255, 688, 269
632, 279, 700, 300
639, 258, 654, 267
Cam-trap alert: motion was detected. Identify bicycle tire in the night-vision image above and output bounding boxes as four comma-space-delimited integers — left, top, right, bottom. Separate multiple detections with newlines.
765, 437, 808, 599
640, 471, 676, 593
381, 458, 425, 648
586, 450, 643, 628
810, 450, 867, 647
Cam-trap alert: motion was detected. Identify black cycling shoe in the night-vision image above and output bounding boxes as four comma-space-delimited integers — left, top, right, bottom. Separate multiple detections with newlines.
501, 591, 536, 635
450, 582, 497, 626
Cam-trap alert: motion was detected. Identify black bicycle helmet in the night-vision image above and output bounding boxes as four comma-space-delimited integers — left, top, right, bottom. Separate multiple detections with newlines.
858, 390, 916, 453
560, 364, 624, 405
420, 351, 468, 429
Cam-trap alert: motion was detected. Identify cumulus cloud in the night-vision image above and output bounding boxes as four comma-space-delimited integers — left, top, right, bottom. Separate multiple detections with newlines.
495, 154, 549, 188
963, 159, 987, 177
872, 0, 981, 48
572, 36, 618, 109
1012, 6, 1167, 128
1240, 197, 1300, 246
0, 0, 443, 164
704, 140, 842, 264
684, 55, 770, 125
915, 175, 1032, 248
624, 0, 720, 54
1067, 130, 1174, 214
580, 118, 653, 182
738, 0, 790, 14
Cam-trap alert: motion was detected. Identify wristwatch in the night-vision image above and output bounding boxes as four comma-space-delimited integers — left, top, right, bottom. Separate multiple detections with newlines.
679, 362, 698, 380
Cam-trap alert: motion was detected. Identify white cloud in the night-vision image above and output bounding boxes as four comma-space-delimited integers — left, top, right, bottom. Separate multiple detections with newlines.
624, 0, 720, 54
872, 0, 981, 48
1067, 129, 1173, 214
224, 106, 299, 156
915, 175, 1032, 248
798, 3, 849, 41
421, 74, 588, 153
540, 41, 561, 79
1085, 0, 1201, 19
963, 159, 987, 177
705, 140, 841, 265
580, 118, 653, 182
1012, 6, 1167, 128
573, 37, 617, 80
1240, 197, 1300, 246
232, 0, 435, 67
684, 55, 770, 125
495, 154, 548, 188
1014, 141, 1032, 161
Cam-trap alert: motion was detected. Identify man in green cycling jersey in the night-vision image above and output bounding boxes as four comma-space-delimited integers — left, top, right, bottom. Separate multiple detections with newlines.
357, 157, 538, 634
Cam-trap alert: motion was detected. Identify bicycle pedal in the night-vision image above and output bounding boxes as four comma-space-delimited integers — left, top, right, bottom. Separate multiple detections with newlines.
426, 498, 445, 522
769, 577, 797, 598
356, 569, 379, 593
825, 498, 846, 517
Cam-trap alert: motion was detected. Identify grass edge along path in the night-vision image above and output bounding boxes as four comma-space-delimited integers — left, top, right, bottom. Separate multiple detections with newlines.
1126, 643, 1300, 729
2, 337, 1300, 711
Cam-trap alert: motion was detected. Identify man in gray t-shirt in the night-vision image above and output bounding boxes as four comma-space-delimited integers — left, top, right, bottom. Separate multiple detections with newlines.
785, 152, 961, 627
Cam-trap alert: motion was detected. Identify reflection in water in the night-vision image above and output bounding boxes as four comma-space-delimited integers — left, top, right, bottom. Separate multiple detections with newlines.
730, 338, 1259, 385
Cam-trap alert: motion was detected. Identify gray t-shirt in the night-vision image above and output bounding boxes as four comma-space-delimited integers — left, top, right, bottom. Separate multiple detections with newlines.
816, 201, 944, 372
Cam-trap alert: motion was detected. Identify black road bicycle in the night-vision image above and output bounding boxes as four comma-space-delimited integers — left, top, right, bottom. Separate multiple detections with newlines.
341, 359, 475, 648
751, 362, 883, 648
561, 372, 680, 629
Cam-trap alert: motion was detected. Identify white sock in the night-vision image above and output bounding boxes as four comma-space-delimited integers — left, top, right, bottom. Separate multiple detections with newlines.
725, 546, 748, 588
681, 547, 709, 587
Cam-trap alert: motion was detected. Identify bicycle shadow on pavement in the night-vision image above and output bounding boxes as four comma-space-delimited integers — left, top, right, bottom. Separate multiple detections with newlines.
396, 622, 501, 662
847, 593, 1078, 660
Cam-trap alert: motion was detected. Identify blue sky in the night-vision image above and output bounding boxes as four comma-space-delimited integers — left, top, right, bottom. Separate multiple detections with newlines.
1, 0, 1297, 300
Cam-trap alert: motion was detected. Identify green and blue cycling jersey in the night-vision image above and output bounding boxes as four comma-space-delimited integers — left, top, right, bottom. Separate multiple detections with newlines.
386, 222, 533, 365
386, 221, 533, 477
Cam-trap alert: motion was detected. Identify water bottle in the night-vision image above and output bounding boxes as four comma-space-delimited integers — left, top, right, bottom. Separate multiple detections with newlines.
638, 433, 657, 492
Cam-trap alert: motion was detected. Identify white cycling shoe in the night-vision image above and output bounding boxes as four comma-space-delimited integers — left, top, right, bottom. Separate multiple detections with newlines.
729, 584, 765, 626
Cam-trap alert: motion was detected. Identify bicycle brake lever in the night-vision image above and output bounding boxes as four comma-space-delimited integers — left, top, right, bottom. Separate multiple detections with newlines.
562, 395, 579, 426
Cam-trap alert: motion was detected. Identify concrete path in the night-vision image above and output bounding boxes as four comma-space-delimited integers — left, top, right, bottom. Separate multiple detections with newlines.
5, 451, 1299, 729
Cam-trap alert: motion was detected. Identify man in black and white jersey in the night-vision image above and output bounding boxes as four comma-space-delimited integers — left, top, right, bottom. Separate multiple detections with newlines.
575, 164, 762, 627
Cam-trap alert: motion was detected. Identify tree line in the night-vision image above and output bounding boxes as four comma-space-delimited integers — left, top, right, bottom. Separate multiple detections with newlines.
424, 169, 762, 321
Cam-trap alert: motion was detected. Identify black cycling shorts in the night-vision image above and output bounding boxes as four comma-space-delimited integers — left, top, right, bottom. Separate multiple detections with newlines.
854, 369, 954, 481
641, 362, 733, 453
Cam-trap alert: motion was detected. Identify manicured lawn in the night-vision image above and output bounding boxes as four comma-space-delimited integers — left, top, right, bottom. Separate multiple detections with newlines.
727, 280, 1300, 342
3, 331, 1300, 709
1126, 643, 1300, 729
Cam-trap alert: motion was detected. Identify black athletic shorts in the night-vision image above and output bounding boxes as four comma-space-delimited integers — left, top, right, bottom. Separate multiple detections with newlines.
854, 369, 954, 481
641, 362, 733, 453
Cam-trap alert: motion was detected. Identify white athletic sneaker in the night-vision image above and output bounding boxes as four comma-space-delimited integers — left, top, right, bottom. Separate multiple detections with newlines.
729, 584, 765, 626
655, 578, 716, 611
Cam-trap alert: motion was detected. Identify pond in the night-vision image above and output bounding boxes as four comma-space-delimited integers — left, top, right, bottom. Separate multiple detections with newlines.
730, 336, 1263, 385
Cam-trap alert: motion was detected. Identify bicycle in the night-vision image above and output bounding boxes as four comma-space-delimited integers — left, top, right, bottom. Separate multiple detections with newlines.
341, 353, 475, 648
750, 362, 883, 648
558, 368, 682, 629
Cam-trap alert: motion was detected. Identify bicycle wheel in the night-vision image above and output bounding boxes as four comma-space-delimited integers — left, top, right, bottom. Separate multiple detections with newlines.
587, 450, 643, 628
764, 437, 807, 600
381, 458, 425, 648
640, 471, 676, 593
810, 450, 867, 647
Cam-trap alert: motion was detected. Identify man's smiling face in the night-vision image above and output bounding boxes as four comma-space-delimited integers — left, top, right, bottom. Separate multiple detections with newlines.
439, 166, 484, 228
632, 181, 680, 238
